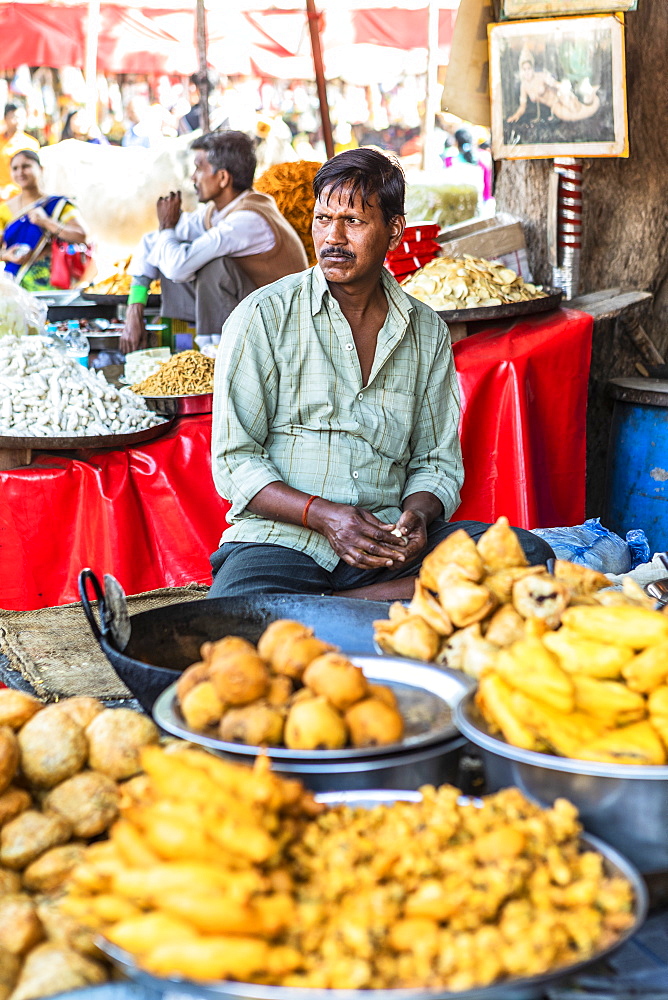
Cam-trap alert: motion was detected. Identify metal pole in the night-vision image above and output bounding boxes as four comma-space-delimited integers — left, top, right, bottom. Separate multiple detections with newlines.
196, 0, 210, 134
84, 0, 101, 124
421, 0, 440, 170
305, 0, 334, 159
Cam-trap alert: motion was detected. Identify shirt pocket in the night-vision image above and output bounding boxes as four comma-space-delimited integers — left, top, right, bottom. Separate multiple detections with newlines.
363, 389, 416, 461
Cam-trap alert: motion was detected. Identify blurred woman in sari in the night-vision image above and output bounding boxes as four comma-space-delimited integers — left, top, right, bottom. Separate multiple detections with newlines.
0, 149, 89, 291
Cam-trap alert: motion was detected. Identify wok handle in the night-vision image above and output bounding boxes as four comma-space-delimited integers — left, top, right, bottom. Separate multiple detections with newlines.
77, 568, 106, 643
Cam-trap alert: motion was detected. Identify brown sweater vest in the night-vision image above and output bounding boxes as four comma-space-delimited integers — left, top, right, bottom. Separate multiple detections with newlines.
204, 190, 308, 289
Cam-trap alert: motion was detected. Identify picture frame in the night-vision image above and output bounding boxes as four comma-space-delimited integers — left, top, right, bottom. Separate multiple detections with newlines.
495, 0, 637, 20
489, 15, 628, 159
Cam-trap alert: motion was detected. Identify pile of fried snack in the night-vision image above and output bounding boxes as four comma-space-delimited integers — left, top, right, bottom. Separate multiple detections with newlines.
130, 349, 215, 396
176, 620, 404, 751
86, 257, 160, 297
61, 744, 636, 992
0, 692, 159, 1000
400, 254, 547, 311
373, 516, 668, 765
477, 603, 668, 764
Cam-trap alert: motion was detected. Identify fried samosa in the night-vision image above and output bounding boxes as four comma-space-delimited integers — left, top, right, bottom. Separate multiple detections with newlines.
476, 516, 528, 573
420, 529, 484, 590
408, 579, 453, 636
553, 560, 610, 597
512, 574, 569, 630
484, 604, 527, 647
373, 614, 441, 662
484, 565, 545, 604
437, 573, 496, 628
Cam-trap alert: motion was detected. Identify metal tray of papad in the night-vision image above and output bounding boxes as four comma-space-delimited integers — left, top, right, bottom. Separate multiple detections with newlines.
436, 288, 562, 324
81, 290, 161, 308
0, 418, 173, 451
152, 657, 474, 762
97, 790, 648, 1000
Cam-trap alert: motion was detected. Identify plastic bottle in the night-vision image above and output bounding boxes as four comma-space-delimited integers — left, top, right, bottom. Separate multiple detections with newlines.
64, 320, 90, 367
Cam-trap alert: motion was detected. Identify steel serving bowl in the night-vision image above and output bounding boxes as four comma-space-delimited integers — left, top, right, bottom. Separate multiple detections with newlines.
455, 689, 668, 874
152, 658, 473, 793
141, 392, 213, 416
97, 788, 648, 1000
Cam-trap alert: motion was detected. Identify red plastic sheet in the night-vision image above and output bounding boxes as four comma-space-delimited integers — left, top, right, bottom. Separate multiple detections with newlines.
0, 308, 592, 611
0, 416, 229, 611
453, 307, 593, 528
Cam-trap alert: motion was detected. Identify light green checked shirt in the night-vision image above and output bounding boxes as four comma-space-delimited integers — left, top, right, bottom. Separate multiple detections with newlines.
211, 264, 463, 571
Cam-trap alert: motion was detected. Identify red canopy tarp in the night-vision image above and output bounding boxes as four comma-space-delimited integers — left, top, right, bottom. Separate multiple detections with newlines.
0, 2, 456, 76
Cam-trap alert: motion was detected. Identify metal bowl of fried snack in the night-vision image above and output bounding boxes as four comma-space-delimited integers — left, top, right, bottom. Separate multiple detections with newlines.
129, 350, 215, 414
83, 749, 646, 1000
455, 685, 668, 875
153, 654, 473, 793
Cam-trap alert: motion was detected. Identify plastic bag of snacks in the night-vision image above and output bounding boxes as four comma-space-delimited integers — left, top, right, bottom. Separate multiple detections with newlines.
0, 273, 47, 337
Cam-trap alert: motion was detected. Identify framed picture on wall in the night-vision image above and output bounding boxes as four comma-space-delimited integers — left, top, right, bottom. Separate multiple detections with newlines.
489, 14, 628, 159
496, 0, 637, 19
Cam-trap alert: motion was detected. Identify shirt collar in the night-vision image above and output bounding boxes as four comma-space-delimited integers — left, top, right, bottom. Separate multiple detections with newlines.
208, 189, 247, 222
310, 262, 415, 323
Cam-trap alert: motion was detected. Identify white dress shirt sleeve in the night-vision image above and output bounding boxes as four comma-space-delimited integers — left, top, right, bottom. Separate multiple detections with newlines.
149, 210, 276, 283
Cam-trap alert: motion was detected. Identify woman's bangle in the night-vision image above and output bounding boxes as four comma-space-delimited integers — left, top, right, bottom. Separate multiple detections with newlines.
302, 494, 319, 528
54, 223, 65, 238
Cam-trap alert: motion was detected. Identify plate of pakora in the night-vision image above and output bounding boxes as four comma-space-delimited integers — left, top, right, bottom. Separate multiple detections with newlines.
84, 751, 647, 1000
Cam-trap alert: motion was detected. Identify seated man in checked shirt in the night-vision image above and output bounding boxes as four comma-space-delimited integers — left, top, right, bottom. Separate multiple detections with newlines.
208, 148, 553, 601
120, 130, 307, 354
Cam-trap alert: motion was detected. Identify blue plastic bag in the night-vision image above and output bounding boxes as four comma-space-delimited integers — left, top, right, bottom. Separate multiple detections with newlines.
531, 518, 650, 574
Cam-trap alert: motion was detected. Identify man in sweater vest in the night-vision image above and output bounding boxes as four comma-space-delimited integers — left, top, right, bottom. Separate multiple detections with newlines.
120, 130, 308, 354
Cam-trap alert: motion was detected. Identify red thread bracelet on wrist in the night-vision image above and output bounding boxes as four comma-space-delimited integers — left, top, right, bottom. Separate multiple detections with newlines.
302, 495, 319, 528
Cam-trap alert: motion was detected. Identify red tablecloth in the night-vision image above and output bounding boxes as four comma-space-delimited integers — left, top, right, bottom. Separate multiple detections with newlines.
0, 307, 592, 611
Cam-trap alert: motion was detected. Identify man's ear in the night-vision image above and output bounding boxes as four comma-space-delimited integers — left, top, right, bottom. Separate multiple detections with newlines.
387, 215, 406, 252
216, 168, 232, 193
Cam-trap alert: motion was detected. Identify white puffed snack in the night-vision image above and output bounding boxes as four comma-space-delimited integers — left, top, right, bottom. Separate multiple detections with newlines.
0, 335, 164, 437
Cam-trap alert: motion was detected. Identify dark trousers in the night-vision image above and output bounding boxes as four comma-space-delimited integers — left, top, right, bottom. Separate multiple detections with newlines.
208, 518, 554, 599
160, 256, 256, 337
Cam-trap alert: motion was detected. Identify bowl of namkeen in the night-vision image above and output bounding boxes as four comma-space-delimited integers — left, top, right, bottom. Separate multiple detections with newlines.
61, 744, 647, 998
152, 622, 475, 790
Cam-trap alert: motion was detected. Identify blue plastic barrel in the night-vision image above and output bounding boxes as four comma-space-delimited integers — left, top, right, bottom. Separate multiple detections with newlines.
605, 378, 668, 555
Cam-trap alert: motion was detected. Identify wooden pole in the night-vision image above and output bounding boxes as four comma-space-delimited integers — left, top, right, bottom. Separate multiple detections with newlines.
421, 0, 440, 170
196, 0, 210, 134
305, 0, 334, 159
84, 0, 101, 124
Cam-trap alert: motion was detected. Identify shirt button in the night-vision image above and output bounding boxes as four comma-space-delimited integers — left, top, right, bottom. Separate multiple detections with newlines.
357, 392, 363, 400
352, 471, 359, 479
345, 343, 354, 351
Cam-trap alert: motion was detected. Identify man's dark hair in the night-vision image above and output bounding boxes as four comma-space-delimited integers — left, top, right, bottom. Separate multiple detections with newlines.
313, 148, 405, 225
4, 103, 18, 117
191, 130, 256, 192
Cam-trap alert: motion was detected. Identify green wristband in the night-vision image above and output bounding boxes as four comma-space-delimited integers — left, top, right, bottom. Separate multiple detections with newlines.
128, 284, 149, 306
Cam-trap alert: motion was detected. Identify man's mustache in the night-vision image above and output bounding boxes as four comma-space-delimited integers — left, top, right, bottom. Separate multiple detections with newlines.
320, 248, 356, 260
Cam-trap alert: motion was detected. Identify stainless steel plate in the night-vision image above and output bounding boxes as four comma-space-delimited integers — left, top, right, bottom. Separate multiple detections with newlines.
97, 789, 647, 1000
141, 392, 213, 416
152, 657, 474, 762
